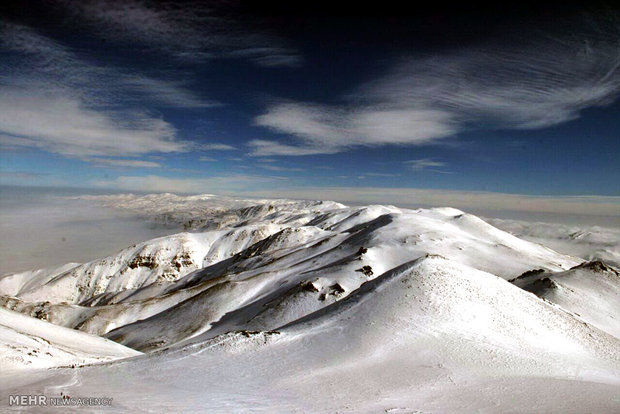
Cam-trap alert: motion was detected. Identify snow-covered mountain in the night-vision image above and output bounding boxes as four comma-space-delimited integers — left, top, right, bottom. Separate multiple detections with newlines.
0, 307, 139, 372
511, 260, 620, 339
0, 194, 618, 412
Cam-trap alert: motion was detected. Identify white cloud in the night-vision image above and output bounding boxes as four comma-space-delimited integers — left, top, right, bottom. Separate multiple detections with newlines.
0, 89, 187, 157
248, 139, 341, 156
405, 159, 447, 172
0, 23, 216, 158
200, 143, 237, 151
0, 23, 216, 110
83, 158, 162, 168
259, 165, 304, 172
199, 156, 217, 162
253, 17, 620, 155
120, 77, 221, 109
365, 172, 400, 177
226, 47, 303, 68
55, 0, 303, 67
253, 104, 456, 156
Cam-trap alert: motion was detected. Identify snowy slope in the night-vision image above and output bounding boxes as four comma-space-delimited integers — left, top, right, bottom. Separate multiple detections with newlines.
101, 207, 580, 351
1, 256, 618, 412
0, 194, 618, 412
488, 217, 620, 267
0, 308, 140, 372
0, 198, 583, 350
511, 261, 620, 338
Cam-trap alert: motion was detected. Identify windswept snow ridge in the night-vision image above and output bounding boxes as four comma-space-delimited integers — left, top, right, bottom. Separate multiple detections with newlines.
0, 308, 140, 371
0, 193, 618, 412
511, 261, 620, 339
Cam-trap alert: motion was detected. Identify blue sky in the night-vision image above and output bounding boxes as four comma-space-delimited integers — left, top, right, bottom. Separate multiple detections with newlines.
1, 1, 619, 214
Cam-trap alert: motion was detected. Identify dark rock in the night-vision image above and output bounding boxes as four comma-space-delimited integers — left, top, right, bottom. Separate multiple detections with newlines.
355, 265, 374, 277
127, 255, 158, 270
329, 283, 345, 296
302, 281, 320, 292
570, 260, 619, 275
509, 268, 546, 282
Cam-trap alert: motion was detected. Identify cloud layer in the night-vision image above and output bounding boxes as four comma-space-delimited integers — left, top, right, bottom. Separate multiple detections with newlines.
0, 22, 209, 157
252, 15, 620, 155
0, 3, 298, 161
0, 89, 185, 157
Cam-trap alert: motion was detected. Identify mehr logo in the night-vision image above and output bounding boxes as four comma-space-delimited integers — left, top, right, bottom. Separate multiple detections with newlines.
9, 394, 113, 407
9, 395, 47, 406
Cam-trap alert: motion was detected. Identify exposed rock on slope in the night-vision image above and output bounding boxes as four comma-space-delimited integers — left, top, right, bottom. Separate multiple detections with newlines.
0, 199, 583, 350
0, 194, 619, 412
512, 260, 620, 338
3, 256, 618, 412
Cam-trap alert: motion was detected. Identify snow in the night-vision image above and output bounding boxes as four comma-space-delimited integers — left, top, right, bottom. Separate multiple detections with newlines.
1, 256, 618, 412
487, 217, 620, 267
0, 308, 140, 372
512, 261, 620, 339
0, 193, 618, 412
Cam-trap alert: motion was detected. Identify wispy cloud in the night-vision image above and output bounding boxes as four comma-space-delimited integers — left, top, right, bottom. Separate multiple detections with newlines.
252, 16, 620, 155
249, 139, 341, 156
0, 89, 185, 157
226, 47, 303, 68
82, 158, 162, 168
251, 104, 455, 156
120, 76, 221, 109
0, 22, 209, 158
55, 0, 302, 67
0, 23, 216, 109
259, 165, 304, 172
365, 172, 400, 177
405, 158, 448, 172
200, 143, 237, 151
199, 156, 217, 162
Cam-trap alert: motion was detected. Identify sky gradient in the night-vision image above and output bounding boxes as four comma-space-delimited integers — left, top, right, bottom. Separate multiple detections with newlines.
1, 1, 619, 214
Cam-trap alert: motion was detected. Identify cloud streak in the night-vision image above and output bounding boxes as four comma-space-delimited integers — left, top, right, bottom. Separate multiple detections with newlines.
82, 158, 162, 168
0, 22, 210, 158
200, 143, 237, 151
56, 0, 303, 67
0, 89, 185, 157
259, 165, 304, 172
405, 159, 448, 173
0, 23, 216, 109
252, 15, 620, 155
